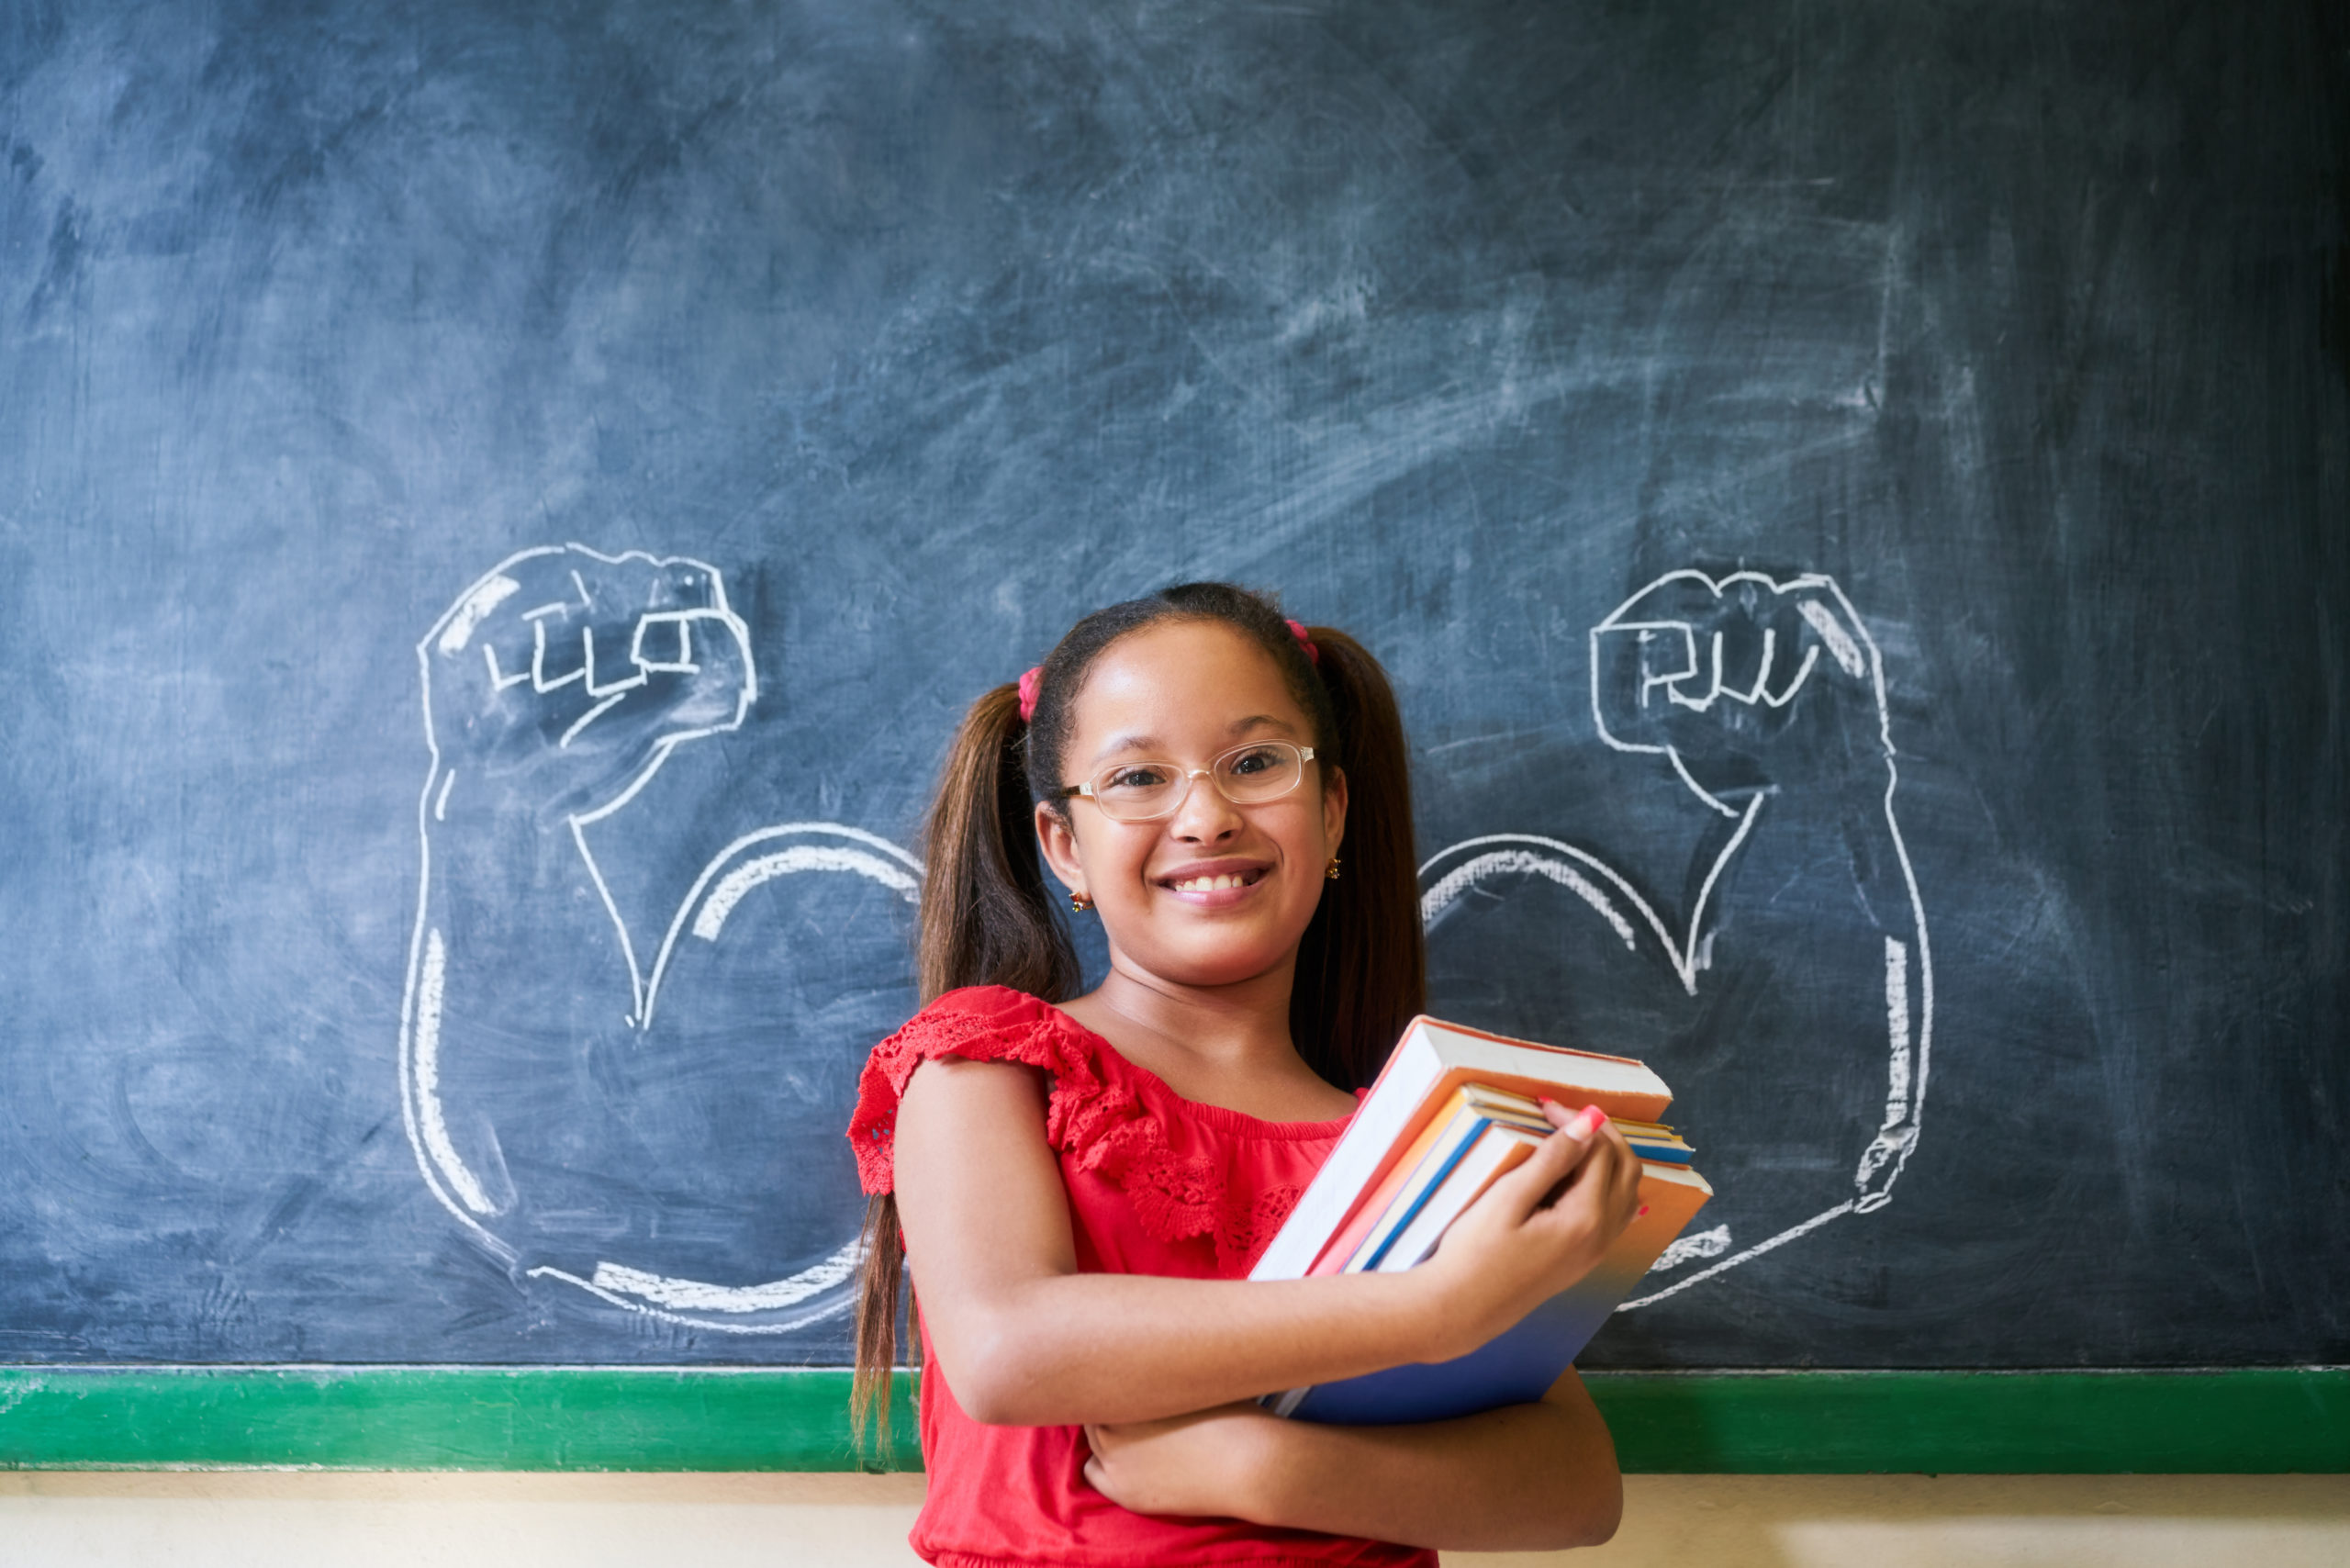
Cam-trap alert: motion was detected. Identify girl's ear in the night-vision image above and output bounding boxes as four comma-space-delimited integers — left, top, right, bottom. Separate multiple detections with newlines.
1035, 801, 1086, 900
1322, 764, 1348, 857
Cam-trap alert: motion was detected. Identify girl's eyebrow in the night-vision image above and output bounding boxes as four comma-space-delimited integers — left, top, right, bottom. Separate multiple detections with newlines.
1089, 714, 1297, 761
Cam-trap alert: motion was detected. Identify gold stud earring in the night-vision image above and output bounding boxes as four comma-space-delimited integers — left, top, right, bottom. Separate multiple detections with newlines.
1325, 857, 1342, 880
1070, 890, 1092, 913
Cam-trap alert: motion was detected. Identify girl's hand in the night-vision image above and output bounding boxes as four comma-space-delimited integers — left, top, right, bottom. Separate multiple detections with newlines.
1083, 1403, 1281, 1519
1413, 1103, 1646, 1360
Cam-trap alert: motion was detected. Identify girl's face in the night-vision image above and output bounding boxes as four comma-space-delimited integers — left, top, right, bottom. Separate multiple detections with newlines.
1035, 620, 1347, 993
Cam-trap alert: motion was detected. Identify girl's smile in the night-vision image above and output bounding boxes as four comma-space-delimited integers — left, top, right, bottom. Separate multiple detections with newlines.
1155, 857, 1275, 905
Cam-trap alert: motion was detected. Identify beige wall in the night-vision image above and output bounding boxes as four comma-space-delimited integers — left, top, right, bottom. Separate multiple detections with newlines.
2, 1473, 2344, 1566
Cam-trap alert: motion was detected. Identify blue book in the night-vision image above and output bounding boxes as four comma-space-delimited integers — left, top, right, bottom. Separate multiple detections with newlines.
1265, 1158, 1711, 1423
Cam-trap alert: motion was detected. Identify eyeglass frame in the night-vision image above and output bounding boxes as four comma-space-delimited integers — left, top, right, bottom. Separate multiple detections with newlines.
1048, 740, 1320, 823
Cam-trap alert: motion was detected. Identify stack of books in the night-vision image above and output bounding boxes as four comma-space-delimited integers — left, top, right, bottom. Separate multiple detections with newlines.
1250, 1015, 1711, 1424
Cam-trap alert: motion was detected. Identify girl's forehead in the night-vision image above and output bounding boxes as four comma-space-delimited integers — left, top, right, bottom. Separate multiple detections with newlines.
1069, 622, 1304, 748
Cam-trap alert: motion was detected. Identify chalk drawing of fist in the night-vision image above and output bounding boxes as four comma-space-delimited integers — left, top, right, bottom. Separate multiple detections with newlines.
398, 545, 919, 1340
1590, 570, 1890, 812
425, 545, 755, 823
1420, 570, 1933, 1310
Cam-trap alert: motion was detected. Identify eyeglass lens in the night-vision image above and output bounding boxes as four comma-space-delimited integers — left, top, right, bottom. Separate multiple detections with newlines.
1090, 743, 1306, 822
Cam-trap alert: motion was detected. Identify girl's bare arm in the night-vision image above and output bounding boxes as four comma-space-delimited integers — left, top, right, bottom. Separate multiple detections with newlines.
891, 1056, 1643, 1428
1083, 1371, 1622, 1551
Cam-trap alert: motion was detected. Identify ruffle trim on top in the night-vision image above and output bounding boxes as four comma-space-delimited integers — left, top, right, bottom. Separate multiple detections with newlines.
848, 985, 1311, 1273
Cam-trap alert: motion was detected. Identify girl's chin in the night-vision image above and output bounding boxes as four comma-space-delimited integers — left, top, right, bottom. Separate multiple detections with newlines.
1111, 923, 1310, 990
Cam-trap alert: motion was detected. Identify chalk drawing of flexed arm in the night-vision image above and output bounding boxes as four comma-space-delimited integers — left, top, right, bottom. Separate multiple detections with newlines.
1588, 571, 1931, 1204
401, 545, 919, 1337
1420, 571, 1932, 1297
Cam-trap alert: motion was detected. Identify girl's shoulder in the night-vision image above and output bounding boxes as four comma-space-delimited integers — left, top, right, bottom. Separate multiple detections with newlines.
877, 984, 1108, 1090
846, 985, 1110, 1195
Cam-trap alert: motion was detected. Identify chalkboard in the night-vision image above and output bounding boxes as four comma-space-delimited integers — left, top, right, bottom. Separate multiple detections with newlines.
0, 0, 2342, 1383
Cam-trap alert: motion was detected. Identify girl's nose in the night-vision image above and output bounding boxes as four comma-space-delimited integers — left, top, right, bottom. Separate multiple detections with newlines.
1169, 769, 1244, 842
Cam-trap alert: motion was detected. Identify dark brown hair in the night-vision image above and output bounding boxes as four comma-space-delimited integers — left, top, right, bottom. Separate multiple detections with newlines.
850, 583, 1425, 1441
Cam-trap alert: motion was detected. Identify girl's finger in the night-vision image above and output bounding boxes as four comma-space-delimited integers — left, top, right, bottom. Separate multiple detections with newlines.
1486, 1103, 1606, 1217
1531, 1126, 1634, 1231
1556, 1131, 1643, 1241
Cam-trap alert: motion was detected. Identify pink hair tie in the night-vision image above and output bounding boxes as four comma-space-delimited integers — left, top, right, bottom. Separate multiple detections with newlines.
1286, 619, 1320, 666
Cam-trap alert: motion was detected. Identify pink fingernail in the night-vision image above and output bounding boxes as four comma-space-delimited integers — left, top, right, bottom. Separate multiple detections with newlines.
1566, 1105, 1606, 1139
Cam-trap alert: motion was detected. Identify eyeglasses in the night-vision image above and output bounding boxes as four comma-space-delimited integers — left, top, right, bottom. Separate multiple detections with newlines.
1052, 741, 1318, 823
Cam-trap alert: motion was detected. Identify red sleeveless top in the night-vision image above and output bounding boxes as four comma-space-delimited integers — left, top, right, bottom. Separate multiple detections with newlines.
849, 986, 1438, 1568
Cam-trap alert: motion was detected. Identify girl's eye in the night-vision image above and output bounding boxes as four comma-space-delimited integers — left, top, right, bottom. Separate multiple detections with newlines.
1102, 765, 1173, 792
1225, 745, 1283, 778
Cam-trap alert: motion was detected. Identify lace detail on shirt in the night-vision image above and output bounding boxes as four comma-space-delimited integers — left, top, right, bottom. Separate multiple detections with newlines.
1219, 1182, 1305, 1275
848, 987, 1316, 1272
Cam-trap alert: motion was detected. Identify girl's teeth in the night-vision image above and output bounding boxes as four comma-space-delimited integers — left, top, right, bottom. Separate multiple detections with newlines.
1173, 873, 1248, 891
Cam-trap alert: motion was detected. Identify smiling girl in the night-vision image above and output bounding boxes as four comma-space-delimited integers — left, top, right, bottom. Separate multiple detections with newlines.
847, 583, 1641, 1565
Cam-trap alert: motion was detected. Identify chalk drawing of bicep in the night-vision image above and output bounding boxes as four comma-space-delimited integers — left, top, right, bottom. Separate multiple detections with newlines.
397, 546, 921, 1338
1419, 569, 1934, 1312
523, 823, 923, 1335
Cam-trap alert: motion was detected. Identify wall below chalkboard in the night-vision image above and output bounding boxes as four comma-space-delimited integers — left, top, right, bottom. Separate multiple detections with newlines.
7, 1473, 2350, 1568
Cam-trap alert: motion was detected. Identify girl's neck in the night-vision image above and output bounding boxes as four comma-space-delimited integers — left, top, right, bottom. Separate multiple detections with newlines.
1058, 952, 1358, 1121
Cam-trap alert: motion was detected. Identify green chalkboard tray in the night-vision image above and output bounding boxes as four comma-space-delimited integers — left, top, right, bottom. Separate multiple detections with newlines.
1, 1368, 2342, 1473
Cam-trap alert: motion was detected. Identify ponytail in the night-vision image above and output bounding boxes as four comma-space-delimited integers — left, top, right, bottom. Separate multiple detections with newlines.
1287, 625, 1426, 1090
851, 587, 1425, 1446
852, 680, 1080, 1445
914, 681, 1082, 1003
